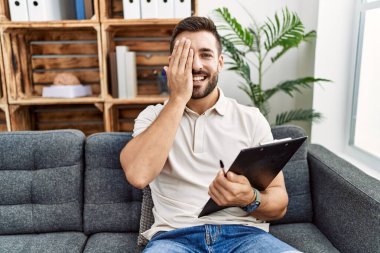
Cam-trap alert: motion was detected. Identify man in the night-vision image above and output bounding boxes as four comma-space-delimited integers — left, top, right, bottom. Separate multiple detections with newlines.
120, 16, 300, 253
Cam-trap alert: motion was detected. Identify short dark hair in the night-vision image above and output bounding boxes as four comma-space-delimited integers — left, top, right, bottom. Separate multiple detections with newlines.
170, 16, 222, 55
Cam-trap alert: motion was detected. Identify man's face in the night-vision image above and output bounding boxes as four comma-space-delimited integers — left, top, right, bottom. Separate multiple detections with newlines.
174, 31, 224, 99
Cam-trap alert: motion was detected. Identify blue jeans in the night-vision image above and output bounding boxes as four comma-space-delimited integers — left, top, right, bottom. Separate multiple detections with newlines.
143, 224, 300, 253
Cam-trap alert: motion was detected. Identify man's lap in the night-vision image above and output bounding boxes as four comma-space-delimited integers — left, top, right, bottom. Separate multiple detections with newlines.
143, 224, 300, 253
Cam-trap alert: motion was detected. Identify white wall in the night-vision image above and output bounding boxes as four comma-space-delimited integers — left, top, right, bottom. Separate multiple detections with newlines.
198, 0, 319, 135
311, 0, 357, 151
312, 0, 380, 179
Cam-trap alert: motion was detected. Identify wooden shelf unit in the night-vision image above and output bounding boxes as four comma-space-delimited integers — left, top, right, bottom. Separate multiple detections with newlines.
0, 0, 197, 134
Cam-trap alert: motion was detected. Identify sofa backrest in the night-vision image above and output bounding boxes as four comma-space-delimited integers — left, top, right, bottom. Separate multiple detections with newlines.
0, 130, 85, 235
271, 125, 313, 224
83, 133, 142, 235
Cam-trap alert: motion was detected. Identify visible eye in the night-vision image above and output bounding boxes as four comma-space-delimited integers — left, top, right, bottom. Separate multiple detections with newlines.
201, 53, 213, 58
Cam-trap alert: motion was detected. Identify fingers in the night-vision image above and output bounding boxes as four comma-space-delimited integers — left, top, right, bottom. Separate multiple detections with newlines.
178, 39, 191, 71
209, 171, 253, 206
172, 38, 191, 72
226, 172, 250, 185
185, 48, 194, 73
169, 39, 180, 67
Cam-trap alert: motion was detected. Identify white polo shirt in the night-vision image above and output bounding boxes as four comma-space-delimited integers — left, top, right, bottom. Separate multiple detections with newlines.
133, 88, 273, 240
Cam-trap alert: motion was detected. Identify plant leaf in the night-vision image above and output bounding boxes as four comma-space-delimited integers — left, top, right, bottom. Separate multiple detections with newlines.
262, 8, 309, 62
213, 7, 256, 49
274, 109, 322, 125
264, 77, 331, 100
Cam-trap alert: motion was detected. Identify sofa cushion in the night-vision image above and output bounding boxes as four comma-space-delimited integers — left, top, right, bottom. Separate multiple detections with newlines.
271, 125, 313, 224
83, 233, 144, 253
0, 232, 87, 253
0, 130, 85, 234
137, 186, 154, 246
270, 223, 339, 253
84, 133, 142, 234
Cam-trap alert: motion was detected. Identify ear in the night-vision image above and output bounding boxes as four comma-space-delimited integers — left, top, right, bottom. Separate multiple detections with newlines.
217, 54, 224, 72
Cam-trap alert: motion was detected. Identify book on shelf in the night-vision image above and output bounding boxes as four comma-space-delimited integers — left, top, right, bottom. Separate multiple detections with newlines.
116, 46, 137, 99
108, 52, 119, 98
75, 0, 85, 20
84, 0, 93, 19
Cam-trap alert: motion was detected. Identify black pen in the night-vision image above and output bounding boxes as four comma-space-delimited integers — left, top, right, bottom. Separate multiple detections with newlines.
220, 160, 227, 176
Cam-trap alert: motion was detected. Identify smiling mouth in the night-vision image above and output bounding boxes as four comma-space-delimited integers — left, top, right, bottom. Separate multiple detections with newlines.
193, 75, 207, 83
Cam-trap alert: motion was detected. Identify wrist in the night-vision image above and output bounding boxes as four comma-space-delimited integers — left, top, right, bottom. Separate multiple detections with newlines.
242, 188, 261, 213
168, 96, 188, 108
244, 188, 256, 207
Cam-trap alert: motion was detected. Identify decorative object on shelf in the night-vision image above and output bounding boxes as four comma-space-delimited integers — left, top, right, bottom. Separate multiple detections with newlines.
213, 7, 331, 126
53, 73, 81, 86
42, 73, 92, 98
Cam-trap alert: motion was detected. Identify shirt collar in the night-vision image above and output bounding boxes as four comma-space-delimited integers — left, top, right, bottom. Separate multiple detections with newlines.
164, 87, 228, 116
213, 87, 227, 116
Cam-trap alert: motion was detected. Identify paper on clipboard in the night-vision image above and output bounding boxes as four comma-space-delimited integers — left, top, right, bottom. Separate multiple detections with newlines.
198, 136, 307, 218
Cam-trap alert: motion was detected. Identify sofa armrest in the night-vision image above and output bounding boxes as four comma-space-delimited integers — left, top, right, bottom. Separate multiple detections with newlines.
308, 144, 380, 253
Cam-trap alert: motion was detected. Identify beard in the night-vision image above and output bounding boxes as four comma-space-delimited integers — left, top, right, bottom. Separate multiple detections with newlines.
191, 71, 218, 99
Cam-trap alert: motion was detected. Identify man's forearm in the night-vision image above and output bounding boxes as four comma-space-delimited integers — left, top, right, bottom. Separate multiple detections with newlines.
250, 186, 288, 221
120, 97, 187, 189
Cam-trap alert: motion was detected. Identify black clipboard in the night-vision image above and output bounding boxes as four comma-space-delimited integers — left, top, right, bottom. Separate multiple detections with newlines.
198, 136, 307, 217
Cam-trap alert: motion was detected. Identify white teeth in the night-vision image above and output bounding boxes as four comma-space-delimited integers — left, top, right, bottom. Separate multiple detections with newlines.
193, 76, 206, 81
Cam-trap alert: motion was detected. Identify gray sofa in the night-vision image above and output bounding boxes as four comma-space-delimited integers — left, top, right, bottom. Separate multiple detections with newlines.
0, 126, 379, 253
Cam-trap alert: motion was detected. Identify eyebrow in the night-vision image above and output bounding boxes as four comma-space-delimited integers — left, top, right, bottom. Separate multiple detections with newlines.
198, 48, 214, 54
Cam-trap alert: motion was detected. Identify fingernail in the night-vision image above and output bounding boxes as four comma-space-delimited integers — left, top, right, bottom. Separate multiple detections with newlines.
175, 40, 179, 45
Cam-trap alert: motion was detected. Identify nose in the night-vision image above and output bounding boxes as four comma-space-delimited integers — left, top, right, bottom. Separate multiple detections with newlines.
192, 54, 203, 71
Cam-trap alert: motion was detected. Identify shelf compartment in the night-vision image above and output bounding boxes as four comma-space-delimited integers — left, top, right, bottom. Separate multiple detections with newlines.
100, 0, 197, 20
105, 103, 152, 132
2, 26, 104, 102
0, 0, 99, 22
102, 22, 176, 99
9, 103, 105, 135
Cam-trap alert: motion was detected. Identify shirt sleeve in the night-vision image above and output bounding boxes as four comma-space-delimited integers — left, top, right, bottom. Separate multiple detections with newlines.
251, 110, 273, 146
132, 104, 164, 137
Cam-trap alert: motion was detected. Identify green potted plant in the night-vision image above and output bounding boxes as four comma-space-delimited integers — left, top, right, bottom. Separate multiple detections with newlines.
212, 7, 330, 125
